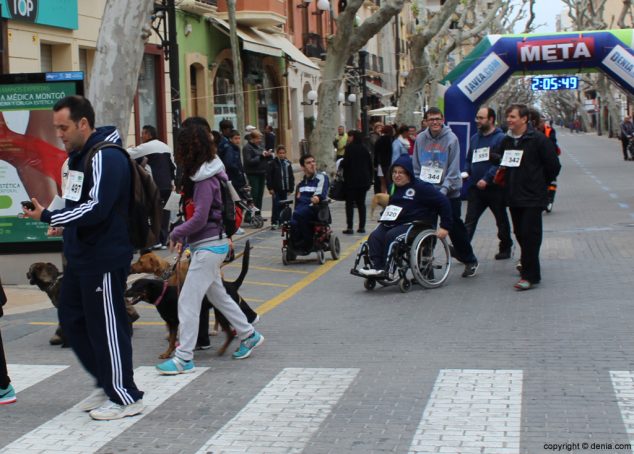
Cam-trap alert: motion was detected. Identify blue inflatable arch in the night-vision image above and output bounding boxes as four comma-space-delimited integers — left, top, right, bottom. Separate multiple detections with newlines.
442, 29, 634, 167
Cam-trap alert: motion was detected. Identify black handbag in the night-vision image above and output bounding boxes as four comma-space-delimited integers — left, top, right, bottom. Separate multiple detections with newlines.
329, 177, 345, 201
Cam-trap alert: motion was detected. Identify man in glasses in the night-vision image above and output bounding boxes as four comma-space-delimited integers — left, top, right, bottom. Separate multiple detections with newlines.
413, 107, 479, 278
463, 107, 512, 260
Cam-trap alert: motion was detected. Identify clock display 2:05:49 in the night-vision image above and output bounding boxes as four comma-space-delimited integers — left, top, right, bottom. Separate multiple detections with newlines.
530, 76, 579, 91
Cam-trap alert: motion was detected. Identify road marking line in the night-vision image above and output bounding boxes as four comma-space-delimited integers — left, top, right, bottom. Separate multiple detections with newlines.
409, 369, 522, 453
224, 263, 309, 274
610, 371, 634, 446
7, 364, 69, 393
0, 366, 208, 454
196, 367, 358, 453
243, 280, 289, 288
256, 237, 366, 315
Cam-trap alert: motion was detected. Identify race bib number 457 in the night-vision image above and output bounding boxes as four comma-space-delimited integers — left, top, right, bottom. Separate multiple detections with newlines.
63, 170, 84, 201
501, 149, 523, 167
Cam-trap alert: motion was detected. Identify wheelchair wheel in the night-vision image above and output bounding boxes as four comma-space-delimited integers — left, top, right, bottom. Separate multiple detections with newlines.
329, 234, 341, 260
409, 229, 451, 289
317, 249, 326, 264
364, 279, 376, 290
399, 278, 411, 293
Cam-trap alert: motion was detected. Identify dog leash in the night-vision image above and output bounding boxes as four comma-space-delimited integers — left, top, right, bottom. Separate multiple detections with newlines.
152, 280, 169, 307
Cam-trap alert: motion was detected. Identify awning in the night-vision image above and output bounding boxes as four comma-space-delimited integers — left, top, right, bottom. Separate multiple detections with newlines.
366, 82, 393, 98
209, 17, 281, 57
251, 29, 320, 72
208, 17, 320, 72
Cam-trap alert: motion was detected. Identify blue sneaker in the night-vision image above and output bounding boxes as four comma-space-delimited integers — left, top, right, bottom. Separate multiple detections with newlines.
232, 331, 264, 359
0, 384, 16, 405
156, 357, 195, 375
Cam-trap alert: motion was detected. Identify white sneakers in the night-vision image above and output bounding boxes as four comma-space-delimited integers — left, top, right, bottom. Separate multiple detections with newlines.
358, 268, 385, 277
77, 388, 108, 412
78, 388, 144, 420
89, 399, 144, 420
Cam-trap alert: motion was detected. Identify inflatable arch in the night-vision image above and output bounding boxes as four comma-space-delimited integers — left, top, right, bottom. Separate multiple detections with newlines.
441, 29, 634, 167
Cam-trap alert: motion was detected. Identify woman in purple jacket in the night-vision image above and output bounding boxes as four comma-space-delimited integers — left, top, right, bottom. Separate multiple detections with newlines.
156, 124, 263, 375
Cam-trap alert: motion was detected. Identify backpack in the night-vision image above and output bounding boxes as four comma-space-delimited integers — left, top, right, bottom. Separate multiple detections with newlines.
85, 141, 162, 250
179, 176, 239, 238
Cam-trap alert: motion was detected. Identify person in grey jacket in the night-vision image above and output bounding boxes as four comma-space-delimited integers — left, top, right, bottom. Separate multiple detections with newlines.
242, 130, 273, 214
413, 107, 479, 278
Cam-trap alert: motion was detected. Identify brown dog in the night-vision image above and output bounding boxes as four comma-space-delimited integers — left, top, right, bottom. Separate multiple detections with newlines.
27, 262, 140, 348
130, 252, 189, 287
370, 193, 390, 219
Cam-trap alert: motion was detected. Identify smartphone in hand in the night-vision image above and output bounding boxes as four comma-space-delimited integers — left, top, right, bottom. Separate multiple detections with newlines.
21, 201, 35, 210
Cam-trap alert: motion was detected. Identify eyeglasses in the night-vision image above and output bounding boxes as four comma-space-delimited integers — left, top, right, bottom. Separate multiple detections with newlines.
427, 118, 443, 123
392, 170, 407, 176
475, 116, 487, 120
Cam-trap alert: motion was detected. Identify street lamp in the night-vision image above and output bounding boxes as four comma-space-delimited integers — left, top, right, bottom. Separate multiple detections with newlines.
342, 93, 356, 106
301, 89, 318, 105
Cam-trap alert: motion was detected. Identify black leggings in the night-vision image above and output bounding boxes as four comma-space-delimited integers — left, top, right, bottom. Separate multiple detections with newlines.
345, 188, 368, 230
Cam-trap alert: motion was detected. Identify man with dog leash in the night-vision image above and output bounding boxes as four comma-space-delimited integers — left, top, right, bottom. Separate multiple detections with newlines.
22, 95, 144, 420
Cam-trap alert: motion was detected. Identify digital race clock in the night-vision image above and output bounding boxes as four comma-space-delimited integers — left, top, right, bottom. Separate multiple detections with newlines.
530, 76, 579, 91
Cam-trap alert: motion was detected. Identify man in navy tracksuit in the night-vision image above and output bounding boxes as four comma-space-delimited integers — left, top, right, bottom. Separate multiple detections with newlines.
464, 107, 512, 260
22, 96, 144, 420
361, 154, 452, 276
291, 154, 329, 252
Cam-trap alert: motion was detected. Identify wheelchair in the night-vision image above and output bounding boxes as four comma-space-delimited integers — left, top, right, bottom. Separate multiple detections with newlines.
279, 199, 341, 265
350, 221, 451, 293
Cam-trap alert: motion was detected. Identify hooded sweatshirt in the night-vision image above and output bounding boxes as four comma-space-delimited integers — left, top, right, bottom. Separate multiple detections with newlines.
384, 155, 453, 230
40, 126, 132, 274
412, 125, 462, 199
465, 127, 505, 187
170, 158, 228, 244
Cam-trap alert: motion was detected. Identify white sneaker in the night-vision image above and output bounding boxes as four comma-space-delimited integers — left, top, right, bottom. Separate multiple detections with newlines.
89, 399, 144, 420
252, 315, 260, 325
235, 228, 245, 235
77, 388, 108, 412
359, 268, 384, 277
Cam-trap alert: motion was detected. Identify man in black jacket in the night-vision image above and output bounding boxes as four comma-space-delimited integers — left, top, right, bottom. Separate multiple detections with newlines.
496, 104, 561, 290
242, 130, 273, 215
266, 144, 295, 229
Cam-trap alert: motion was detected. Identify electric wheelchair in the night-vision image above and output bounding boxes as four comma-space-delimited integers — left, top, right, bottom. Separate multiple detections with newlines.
350, 221, 451, 293
279, 199, 341, 265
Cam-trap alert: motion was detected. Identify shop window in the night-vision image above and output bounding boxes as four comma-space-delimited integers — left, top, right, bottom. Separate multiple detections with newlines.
213, 59, 237, 130
133, 48, 166, 143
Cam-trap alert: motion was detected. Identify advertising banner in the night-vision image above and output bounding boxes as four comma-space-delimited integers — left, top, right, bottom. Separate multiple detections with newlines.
0, 72, 83, 247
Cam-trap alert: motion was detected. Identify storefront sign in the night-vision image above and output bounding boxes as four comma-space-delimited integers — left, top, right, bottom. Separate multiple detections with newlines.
1, 0, 78, 30
0, 73, 83, 246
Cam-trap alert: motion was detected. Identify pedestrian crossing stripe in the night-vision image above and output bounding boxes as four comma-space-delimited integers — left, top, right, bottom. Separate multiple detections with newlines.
611, 371, 634, 443
0, 366, 208, 454
7, 364, 68, 393
409, 369, 522, 454
195, 367, 359, 453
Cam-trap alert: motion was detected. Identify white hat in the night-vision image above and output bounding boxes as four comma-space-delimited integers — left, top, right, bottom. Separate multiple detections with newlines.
245, 125, 256, 131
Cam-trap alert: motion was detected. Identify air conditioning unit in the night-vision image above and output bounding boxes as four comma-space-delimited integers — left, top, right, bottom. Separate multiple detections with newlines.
178, 0, 217, 16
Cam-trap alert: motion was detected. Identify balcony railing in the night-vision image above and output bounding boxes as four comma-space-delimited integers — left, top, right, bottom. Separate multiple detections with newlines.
216, 0, 286, 27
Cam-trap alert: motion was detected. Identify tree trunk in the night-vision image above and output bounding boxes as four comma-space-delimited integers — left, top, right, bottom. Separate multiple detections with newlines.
87, 0, 155, 143
228, 0, 246, 140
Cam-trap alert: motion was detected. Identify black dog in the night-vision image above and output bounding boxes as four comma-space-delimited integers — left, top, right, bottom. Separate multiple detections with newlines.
125, 241, 257, 358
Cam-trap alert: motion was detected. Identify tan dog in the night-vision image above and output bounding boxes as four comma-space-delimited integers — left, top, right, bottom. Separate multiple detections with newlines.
130, 252, 189, 287
370, 193, 390, 219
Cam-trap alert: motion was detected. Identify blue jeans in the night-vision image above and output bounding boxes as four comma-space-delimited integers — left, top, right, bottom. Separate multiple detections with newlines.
367, 223, 411, 270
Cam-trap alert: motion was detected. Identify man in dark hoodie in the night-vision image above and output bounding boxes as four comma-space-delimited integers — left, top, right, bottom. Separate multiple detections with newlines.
495, 104, 561, 290
360, 154, 452, 277
22, 96, 144, 421
463, 107, 512, 260
413, 107, 479, 278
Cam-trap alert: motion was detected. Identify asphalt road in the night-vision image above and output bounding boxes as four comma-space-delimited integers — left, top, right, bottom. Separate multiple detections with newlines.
1, 130, 634, 454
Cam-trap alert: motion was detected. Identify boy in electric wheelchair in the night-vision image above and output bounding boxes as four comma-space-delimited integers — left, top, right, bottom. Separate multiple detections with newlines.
352, 155, 453, 290
280, 154, 340, 264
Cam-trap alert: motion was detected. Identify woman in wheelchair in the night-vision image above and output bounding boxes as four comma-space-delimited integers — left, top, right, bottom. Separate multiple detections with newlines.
358, 155, 453, 279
